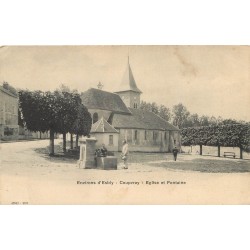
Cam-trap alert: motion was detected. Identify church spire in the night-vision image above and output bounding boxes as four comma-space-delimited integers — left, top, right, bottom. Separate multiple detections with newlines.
115, 58, 142, 93
114, 57, 142, 109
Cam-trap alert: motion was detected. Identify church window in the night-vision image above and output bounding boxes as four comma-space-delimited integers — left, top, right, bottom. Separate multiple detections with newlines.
164, 132, 167, 140
134, 130, 138, 140
144, 130, 147, 140
93, 113, 98, 123
109, 135, 113, 145
153, 131, 158, 141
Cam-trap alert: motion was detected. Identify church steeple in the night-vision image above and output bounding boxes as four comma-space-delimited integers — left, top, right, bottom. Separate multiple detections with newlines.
114, 58, 142, 109
117, 58, 142, 94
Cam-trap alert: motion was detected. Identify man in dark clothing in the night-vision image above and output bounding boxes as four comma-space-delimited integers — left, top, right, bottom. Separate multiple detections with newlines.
172, 146, 178, 161
100, 144, 108, 157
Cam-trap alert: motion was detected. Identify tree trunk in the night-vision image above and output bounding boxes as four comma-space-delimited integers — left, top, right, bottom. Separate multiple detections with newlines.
70, 134, 73, 149
218, 145, 220, 157
240, 147, 243, 159
76, 134, 79, 148
200, 145, 202, 155
49, 129, 54, 156
63, 133, 66, 153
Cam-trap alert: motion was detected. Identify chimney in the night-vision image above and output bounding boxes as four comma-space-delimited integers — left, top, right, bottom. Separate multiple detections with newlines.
3, 82, 9, 90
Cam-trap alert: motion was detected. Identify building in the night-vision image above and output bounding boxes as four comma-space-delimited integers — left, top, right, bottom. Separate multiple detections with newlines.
0, 82, 19, 140
81, 58, 181, 152
90, 117, 119, 151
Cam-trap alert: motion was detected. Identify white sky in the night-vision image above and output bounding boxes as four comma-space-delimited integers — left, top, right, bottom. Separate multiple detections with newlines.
0, 46, 249, 121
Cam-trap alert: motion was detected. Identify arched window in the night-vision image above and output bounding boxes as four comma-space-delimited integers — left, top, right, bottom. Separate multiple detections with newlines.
93, 113, 98, 123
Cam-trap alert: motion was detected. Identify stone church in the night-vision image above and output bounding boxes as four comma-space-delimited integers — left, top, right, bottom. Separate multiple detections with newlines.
81, 58, 180, 152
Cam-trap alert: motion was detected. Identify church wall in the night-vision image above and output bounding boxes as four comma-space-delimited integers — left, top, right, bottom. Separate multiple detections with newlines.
88, 109, 112, 123
169, 131, 181, 151
118, 128, 173, 152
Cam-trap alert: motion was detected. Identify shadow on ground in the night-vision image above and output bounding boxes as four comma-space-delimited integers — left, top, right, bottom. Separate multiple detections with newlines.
34, 145, 78, 164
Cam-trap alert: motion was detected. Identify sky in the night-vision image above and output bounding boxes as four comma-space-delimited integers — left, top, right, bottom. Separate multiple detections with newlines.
0, 46, 249, 121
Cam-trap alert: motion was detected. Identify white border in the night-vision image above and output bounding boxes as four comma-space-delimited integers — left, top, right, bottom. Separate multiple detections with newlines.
1, 0, 249, 249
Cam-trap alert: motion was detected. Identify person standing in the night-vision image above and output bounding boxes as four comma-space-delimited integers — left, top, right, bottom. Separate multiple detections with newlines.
172, 146, 178, 161
100, 144, 108, 157
121, 139, 129, 169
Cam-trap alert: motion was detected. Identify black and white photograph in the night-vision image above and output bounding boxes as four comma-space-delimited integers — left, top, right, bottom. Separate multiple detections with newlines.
0, 45, 249, 204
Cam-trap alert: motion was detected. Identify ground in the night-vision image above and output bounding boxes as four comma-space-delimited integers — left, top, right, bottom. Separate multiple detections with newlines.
1, 139, 250, 204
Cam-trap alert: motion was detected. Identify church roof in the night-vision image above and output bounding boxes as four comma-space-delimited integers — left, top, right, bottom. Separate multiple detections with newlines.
111, 108, 179, 131
91, 117, 118, 133
114, 58, 142, 94
81, 88, 131, 114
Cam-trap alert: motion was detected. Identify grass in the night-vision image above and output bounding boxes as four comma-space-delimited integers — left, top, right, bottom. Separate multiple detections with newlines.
147, 157, 250, 173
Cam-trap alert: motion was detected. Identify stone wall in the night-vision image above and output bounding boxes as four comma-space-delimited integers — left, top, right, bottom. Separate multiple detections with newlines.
18, 126, 49, 139
0, 90, 18, 126
0, 124, 19, 140
0, 89, 19, 140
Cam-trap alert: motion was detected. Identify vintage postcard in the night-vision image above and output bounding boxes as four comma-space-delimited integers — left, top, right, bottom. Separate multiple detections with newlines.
0, 45, 249, 204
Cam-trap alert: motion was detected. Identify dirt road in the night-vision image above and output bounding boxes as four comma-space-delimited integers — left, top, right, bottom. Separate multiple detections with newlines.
1, 140, 250, 204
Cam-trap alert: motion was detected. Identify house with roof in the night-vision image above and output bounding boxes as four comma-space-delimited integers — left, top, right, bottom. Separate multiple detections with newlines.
81, 58, 181, 152
90, 117, 119, 151
0, 82, 19, 140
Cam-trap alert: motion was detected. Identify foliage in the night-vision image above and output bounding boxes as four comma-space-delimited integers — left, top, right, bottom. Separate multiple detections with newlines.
18, 90, 58, 133
140, 101, 171, 121
53, 90, 82, 134
172, 103, 190, 128
141, 101, 247, 129
19, 89, 91, 135
158, 105, 171, 121
181, 124, 250, 151
71, 104, 92, 136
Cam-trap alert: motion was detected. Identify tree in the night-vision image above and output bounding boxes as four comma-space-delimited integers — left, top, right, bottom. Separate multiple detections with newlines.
54, 89, 82, 152
140, 101, 171, 121
181, 124, 250, 159
222, 119, 239, 125
199, 115, 209, 126
70, 104, 92, 147
151, 102, 159, 114
18, 89, 92, 155
217, 116, 223, 125
158, 105, 171, 121
209, 116, 217, 126
172, 103, 190, 128
185, 113, 200, 127
19, 90, 59, 155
